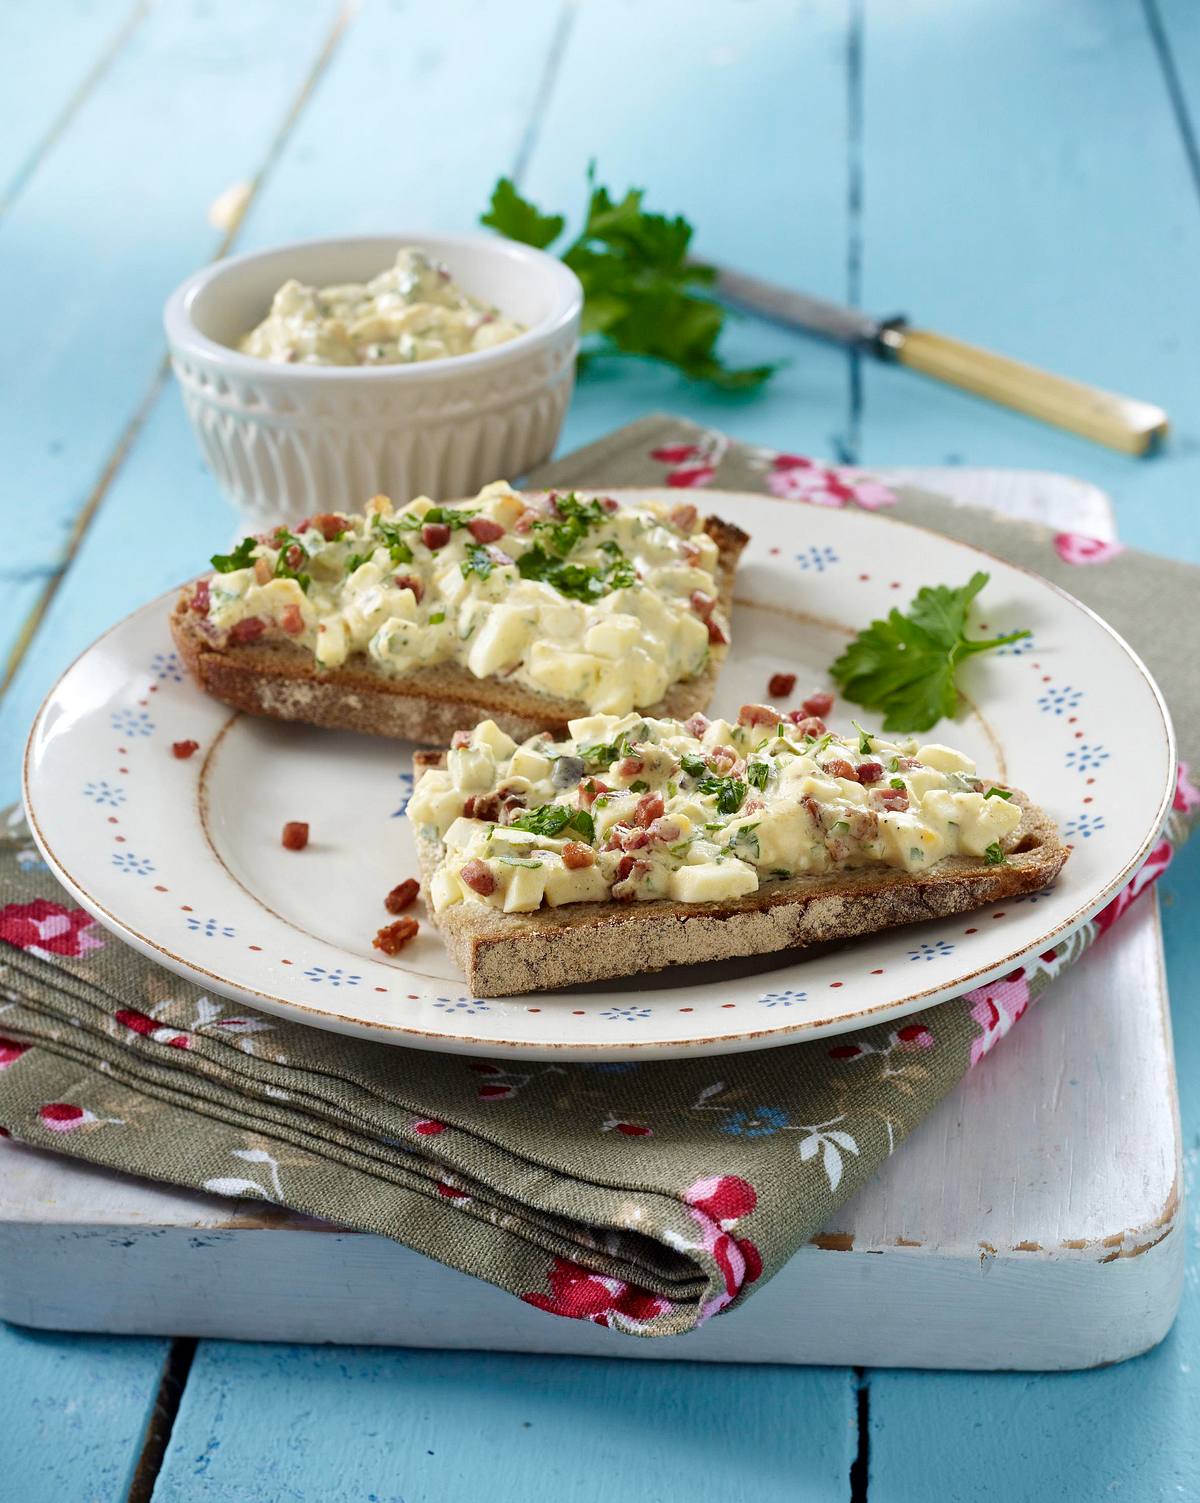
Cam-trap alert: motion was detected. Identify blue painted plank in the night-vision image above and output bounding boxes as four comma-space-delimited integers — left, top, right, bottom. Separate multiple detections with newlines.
0, 0, 344, 672
0, 0, 146, 211
0, 0, 569, 799
0, 1320, 168, 1503
855, 0, 1200, 562
521, 0, 858, 458
869, 847, 1200, 1503
153, 1343, 856, 1503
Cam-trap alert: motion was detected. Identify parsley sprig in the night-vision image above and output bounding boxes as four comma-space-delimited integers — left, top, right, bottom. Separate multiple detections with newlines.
482, 172, 775, 391
830, 573, 1030, 732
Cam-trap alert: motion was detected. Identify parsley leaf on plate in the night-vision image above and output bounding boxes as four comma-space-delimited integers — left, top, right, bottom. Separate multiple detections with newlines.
481, 171, 775, 391
210, 537, 257, 573
829, 572, 1030, 732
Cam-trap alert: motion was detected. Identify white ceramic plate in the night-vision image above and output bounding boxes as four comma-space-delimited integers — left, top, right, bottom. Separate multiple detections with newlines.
23, 491, 1174, 1059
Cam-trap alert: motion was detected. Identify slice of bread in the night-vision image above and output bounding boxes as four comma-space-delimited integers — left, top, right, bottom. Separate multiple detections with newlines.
411, 748, 1068, 997
171, 516, 749, 746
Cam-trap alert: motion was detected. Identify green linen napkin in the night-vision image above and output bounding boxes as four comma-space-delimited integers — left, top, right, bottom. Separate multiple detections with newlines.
0, 416, 1194, 1338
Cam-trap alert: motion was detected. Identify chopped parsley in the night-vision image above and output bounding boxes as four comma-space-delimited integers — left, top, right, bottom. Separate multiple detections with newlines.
517, 546, 635, 602
985, 786, 1013, 800
726, 824, 760, 859
429, 611, 446, 625
371, 518, 415, 565
392, 506, 478, 533
629, 780, 649, 793
680, 752, 709, 778
746, 760, 771, 791
461, 545, 495, 581
271, 530, 311, 593
890, 777, 906, 790
852, 720, 874, 756
210, 537, 257, 573
509, 804, 596, 843
497, 856, 543, 869
983, 842, 1007, 865
696, 775, 748, 816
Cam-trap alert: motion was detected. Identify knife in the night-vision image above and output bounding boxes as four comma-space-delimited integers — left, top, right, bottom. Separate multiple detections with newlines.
711, 265, 1168, 457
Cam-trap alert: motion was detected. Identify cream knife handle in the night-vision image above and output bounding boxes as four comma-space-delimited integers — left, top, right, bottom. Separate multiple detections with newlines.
880, 326, 1169, 456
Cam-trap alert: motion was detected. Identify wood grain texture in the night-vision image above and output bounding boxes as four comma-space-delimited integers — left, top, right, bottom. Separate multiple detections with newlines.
0, 0, 146, 213
0, 0, 344, 686
856, 0, 1200, 563
0, 1320, 168, 1503
150, 1340, 856, 1503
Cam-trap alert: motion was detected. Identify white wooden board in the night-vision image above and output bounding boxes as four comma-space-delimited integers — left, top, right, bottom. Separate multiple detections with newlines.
0, 469, 1182, 1369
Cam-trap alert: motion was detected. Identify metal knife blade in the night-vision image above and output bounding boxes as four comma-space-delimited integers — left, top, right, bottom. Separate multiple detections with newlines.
709, 264, 891, 349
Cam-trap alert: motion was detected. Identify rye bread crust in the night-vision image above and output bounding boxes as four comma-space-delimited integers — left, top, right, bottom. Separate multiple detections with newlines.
170, 516, 749, 746
410, 751, 1068, 997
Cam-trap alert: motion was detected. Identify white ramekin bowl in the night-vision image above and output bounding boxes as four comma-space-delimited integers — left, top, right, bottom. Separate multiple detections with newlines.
164, 234, 582, 525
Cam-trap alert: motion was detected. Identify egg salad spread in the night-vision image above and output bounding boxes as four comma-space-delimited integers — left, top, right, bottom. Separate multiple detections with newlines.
407, 708, 1024, 915
238, 248, 524, 366
192, 483, 726, 716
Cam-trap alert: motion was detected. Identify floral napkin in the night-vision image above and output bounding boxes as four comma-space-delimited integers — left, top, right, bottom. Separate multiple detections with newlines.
0, 415, 1195, 1338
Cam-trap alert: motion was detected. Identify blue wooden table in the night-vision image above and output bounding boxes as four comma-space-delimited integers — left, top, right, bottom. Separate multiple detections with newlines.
1, 2, 1198, 1497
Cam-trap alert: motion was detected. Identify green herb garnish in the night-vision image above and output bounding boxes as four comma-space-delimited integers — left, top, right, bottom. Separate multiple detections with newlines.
271, 530, 311, 593
372, 518, 414, 565
829, 572, 1030, 732
983, 842, 1007, 865
852, 720, 874, 756
985, 787, 1013, 800
429, 611, 446, 625
696, 776, 748, 816
497, 856, 543, 869
890, 777, 906, 790
680, 752, 708, 778
509, 804, 595, 842
482, 171, 775, 391
746, 760, 771, 791
727, 824, 760, 859
210, 537, 257, 573
461, 545, 495, 582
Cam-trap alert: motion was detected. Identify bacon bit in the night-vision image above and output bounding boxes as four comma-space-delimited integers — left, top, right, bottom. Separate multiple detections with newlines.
460, 859, 496, 896
684, 713, 710, 738
897, 756, 923, 770
373, 916, 419, 955
646, 817, 681, 843
706, 617, 729, 646
738, 703, 781, 729
669, 502, 698, 530
451, 730, 472, 749
857, 761, 884, 784
825, 834, 851, 862
600, 496, 620, 513
822, 758, 859, 782
613, 857, 650, 898
393, 572, 424, 602
384, 878, 420, 914
616, 757, 645, 778
707, 745, 742, 776
787, 713, 827, 737
846, 808, 879, 841
253, 556, 273, 585
874, 788, 909, 811
618, 827, 651, 851
421, 522, 451, 550
281, 821, 309, 851
802, 691, 835, 718
513, 509, 538, 534
284, 543, 304, 571
171, 740, 200, 760
680, 539, 701, 565
741, 799, 764, 815
689, 589, 715, 621
562, 842, 595, 870
467, 516, 505, 544
462, 793, 501, 822
280, 604, 304, 636
191, 579, 210, 614
579, 779, 610, 809
487, 545, 514, 567
768, 672, 797, 698
634, 792, 665, 827
801, 796, 822, 826
229, 616, 266, 644
310, 512, 347, 542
